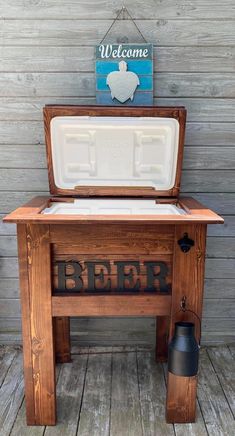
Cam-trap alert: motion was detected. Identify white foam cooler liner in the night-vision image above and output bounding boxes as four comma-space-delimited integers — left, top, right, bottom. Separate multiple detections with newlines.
42, 199, 185, 215
50, 116, 180, 190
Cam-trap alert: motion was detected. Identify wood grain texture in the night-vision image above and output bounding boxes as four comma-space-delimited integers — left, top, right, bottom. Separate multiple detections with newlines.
44, 354, 88, 436
10, 365, 60, 436
208, 217, 235, 237
2, 297, 234, 320
1, 19, 235, 46
25, 224, 56, 425
10, 399, 45, 436
1, 168, 234, 193
16, 224, 36, 425
50, 223, 174, 245
1, 120, 235, 146
0, 235, 17, 256
0, 350, 24, 434
166, 373, 198, 424
52, 295, 171, 317
53, 317, 71, 364
1, 46, 235, 73
0, 192, 48, 214
2, 258, 234, 281
0, 215, 16, 235
3, 234, 234, 259
0, 345, 18, 387
207, 346, 235, 417
77, 352, 111, 436
162, 363, 208, 436
2, 1, 235, 19
0, 345, 234, 435
0, 144, 46, 169
206, 237, 235, 258
1, 317, 234, 345
137, 351, 174, 435
1, 193, 235, 215
1, 145, 235, 170
1, 73, 235, 98
110, 351, 142, 436
1, 98, 235, 122
197, 348, 235, 435
0, 0, 234, 349
156, 317, 169, 362
166, 224, 207, 423
1, 317, 234, 347
3, 197, 223, 224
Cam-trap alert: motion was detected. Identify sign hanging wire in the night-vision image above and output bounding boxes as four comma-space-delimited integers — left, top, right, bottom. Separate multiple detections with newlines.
100, 6, 148, 44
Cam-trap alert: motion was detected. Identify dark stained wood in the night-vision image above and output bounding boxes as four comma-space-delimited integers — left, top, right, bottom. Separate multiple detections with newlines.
4, 102, 223, 427
162, 363, 208, 435
52, 294, 171, 317
53, 242, 173, 255
3, 196, 224, 224
43, 105, 186, 198
170, 224, 207, 341
53, 317, 71, 364
52, 253, 173, 294
50, 222, 174, 245
166, 224, 207, 423
17, 224, 36, 425
26, 224, 56, 425
52, 233, 174, 256
74, 186, 168, 197
8, 212, 222, 425
166, 373, 197, 424
156, 317, 169, 362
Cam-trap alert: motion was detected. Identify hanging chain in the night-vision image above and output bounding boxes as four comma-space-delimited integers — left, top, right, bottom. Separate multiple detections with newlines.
100, 6, 148, 44
165, 295, 202, 347
179, 296, 202, 347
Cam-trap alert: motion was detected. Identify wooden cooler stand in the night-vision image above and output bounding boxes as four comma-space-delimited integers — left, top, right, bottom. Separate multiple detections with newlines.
4, 105, 223, 426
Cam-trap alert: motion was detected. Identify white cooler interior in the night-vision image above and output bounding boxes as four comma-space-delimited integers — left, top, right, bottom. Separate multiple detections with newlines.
50, 116, 180, 190
43, 199, 185, 215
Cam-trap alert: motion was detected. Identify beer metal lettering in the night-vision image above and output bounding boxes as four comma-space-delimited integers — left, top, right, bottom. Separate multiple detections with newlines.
56, 260, 169, 294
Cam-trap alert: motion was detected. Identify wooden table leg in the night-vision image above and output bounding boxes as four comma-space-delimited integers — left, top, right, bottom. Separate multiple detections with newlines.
17, 224, 56, 426
53, 317, 71, 363
155, 316, 168, 362
166, 373, 197, 423
166, 224, 206, 423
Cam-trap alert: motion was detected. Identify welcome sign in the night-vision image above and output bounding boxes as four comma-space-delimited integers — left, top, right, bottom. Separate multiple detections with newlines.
96, 43, 153, 106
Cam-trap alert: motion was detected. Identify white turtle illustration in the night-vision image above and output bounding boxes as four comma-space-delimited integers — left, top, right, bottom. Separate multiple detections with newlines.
106, 60, 140, 103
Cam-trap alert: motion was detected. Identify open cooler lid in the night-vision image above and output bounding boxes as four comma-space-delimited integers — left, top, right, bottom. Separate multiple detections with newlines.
44, 106, 186, 197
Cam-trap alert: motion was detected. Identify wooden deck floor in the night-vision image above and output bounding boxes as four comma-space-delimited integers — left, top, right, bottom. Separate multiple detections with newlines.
0, 345, 234, 436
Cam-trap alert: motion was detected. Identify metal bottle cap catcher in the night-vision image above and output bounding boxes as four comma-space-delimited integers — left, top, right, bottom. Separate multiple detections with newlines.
168, 296, 201, 377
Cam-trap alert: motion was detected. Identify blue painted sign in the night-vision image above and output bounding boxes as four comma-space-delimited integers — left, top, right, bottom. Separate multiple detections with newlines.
95, 43, 153, 106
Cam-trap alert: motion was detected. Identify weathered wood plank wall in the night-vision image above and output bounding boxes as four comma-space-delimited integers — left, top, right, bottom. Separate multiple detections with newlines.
0, 0, 234, 345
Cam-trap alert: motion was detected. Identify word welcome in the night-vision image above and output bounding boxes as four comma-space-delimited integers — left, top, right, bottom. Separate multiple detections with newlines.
98, 44, 150, 59
56, 260, 169, 293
